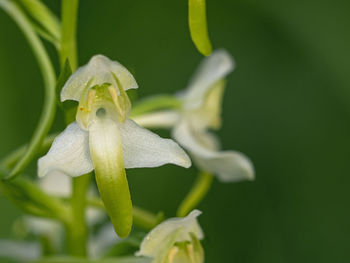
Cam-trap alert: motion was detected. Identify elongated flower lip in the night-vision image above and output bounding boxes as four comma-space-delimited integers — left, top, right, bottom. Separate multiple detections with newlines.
61, 54, 138, 102
136, 210, 203, 258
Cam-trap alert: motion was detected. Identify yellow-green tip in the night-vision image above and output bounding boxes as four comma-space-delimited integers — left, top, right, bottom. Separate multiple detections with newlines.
189, 0, 213, 56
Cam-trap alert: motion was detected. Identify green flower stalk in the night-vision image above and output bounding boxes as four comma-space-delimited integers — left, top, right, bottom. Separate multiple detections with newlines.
38, 55, 191, 237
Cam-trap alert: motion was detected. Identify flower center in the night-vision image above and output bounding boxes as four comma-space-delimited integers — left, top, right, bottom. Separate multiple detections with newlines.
96, 107, 107, 118
76, 73, 131, 129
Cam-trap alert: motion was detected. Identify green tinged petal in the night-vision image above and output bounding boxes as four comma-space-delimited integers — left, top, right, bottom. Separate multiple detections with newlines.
189, 233, 204, 263
188, 0, 212, 56
89, 117, 133, 238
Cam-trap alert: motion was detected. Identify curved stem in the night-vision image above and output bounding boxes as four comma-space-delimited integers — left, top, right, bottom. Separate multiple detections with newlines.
60, 0, 79, 70
0, 166, 70, 224
86, 197, 162, 230
0, 133, 57, 169
130, 95, 182, 117
0, 0, 57, 181
177, 171, 213, 217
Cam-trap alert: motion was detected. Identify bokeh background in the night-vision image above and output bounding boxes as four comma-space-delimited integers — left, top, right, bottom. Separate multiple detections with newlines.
1, 0, 350, 262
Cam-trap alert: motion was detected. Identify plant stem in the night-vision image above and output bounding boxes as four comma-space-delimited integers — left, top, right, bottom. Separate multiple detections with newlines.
130, 95, 182, 117
0, 134, 57, 169
65, 174, 91, 257
60, 0, 79, 70
33, 256, 149, 263
0, 166, 70, 223
60, 0, 88, 256
177, 171, 213, 217
86, 197, 162, 230
133, 206, 164, 230
0, 0, 57, 181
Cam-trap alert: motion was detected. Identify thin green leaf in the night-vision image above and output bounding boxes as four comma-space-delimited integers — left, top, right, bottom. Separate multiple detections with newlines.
30, 21, 60, 49
19, 0, 61, 42
0, 167, 70, 222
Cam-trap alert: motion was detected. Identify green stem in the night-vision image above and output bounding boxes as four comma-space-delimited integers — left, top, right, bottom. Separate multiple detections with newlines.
60, 0, 87, 256
130, 95, 182, 117
65, 174, 91, 257
33, 256, 149, 263
60, 0, 79, 70
0, 133, 57, 169
133, 206, 164, 230
177, 171, 213, 217
0, 0, 57, 181
0, 166, 70, 223
86, 197, 162, 230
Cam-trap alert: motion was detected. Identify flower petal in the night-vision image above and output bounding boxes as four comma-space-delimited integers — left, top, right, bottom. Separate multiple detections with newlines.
61, 55, 138, 102
137, 210, 203, 258
38, 122, 93, 178
38, 172, 71, 196
181, 49, 234, 109
88, 223, 119, 258
120, 119, 191, 169
173, 121, 254, 182
0, 240, 40, 261
132, 110, 180, 129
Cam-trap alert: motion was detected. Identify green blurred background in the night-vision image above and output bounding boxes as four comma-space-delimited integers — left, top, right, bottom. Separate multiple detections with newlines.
1, 0, 350, 262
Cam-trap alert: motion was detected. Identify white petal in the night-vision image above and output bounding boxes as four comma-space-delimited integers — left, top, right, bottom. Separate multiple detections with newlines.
86, 207, 105, 226
38, 172, 71, 197
192, 151, 255, 182
24, 216, 62, 236
89, 223, 119, 258
24, 216, 64, 249
137, 210, 203, 258
120, 119, 191, 169
132, 110, 180, 129
38, 122, 93, 178
61, 55, 138, 102
173, 121, 254, 182
0, 240, 41, 261
181, 49, 234, 109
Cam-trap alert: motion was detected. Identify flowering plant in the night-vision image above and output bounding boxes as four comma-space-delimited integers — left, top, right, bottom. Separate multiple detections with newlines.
0, 0, 254, 262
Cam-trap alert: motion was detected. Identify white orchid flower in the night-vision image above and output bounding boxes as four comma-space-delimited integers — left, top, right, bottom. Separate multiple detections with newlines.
133, 49, 254, 182
38, 55, 191, 237
136, 210, 204, 263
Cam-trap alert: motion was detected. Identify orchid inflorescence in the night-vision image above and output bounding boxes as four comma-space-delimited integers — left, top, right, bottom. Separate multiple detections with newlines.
0, 0, 254, 262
